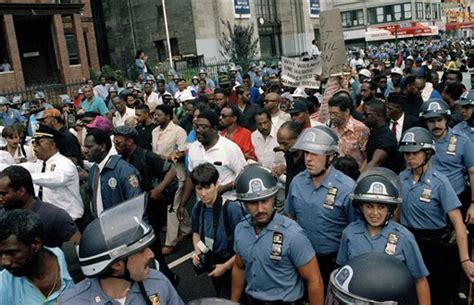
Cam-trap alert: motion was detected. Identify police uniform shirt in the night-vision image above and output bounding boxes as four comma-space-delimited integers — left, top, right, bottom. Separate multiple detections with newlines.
21, 152, 83, 220
188, 135, 246, 196
453, 120, 474, 143
431, 128, 474, 195
337, 219, 429, 279
233, 213, 315, 302
399, 166, 461, 230
58, 269, 184, 305
0, 247, 74, 305
285, 167, 358, 255
191, 199, 244, 260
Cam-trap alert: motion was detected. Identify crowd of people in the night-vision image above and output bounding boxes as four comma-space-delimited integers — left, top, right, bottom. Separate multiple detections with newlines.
0, 36, 474, 305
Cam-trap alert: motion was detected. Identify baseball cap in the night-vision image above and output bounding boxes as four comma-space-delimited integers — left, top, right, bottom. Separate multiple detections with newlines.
359, 69, 372, 79
38, 108, 62, 121
390, 67, 403, 76
289, 99, 309, 114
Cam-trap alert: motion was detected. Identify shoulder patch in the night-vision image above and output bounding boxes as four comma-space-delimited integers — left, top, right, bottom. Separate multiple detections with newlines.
128, 174, 139, 188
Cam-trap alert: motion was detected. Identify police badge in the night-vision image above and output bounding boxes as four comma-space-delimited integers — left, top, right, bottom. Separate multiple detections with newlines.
385, 233, 399, 255
447, 135, 457, 156
324, 187, 338, 209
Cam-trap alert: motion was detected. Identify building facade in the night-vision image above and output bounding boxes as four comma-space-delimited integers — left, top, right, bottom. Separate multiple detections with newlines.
334, 0, 444, 46
92, 0, 335, 72
0, 0, 99, 91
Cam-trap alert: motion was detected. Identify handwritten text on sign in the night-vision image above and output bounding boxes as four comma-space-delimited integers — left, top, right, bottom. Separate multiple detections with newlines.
281, 57, 322, 89
320, 9, 346, 77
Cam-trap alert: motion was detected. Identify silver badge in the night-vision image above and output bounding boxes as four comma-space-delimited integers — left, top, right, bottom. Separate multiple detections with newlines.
108, 177, 118, 189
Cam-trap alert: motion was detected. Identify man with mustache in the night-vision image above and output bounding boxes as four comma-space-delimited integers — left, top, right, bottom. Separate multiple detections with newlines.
0, 209, 74, 305
59, 194, 184, 305
419, 99, 474, 223
231, 165, 324, 305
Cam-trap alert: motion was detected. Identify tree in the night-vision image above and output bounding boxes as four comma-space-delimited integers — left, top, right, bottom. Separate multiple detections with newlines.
218, 19, 259, 62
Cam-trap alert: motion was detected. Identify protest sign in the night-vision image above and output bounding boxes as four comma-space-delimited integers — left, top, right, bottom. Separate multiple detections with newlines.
280, 56, 322, 89
320, 9, 347, 77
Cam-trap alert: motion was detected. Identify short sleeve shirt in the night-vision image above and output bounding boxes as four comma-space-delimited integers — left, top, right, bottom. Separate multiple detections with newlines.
233, 213, 315, 302
399, 166, 461, 230
431, 128, 474, 194
191, 199, 244, 259
80, 96, 109, 116
337, 220, 429, 279
284, 167, 358, 254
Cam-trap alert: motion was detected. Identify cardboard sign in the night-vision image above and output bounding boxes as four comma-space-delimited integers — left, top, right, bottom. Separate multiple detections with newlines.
320, 9, 347, 77
281, 56, 322, 89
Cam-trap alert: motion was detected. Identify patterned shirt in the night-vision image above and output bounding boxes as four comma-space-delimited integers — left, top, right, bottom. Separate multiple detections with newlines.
333, 116, 369, 167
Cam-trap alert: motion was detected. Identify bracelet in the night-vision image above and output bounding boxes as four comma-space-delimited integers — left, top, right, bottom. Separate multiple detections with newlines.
461, 259, 470, 264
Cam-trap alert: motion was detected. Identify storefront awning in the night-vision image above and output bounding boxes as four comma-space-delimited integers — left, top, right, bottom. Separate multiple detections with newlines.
365, 22, 439, 42
445, 22, 474, 31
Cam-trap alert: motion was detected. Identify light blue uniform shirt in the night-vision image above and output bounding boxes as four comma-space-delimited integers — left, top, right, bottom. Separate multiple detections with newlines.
234, 213, 315, 302
59, 269, 184, 305
453, 121, 474, 143
337, 219, 429, 279
1, 108, 25, 127
0, 247, 74, 305
431, 128, 474, 194
80, 96, 109, 116
399, 166, 461, 230
285, 167, 358, 254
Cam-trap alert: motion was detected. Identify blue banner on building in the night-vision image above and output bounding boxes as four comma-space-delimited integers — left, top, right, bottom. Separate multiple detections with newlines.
309, 0, 320, 18
234, 0, 250, 19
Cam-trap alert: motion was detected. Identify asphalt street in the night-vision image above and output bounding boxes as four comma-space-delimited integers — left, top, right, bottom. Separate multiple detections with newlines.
162, 232, 218, 302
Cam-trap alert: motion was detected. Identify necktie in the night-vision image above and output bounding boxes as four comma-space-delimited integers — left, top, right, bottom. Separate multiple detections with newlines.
391, 121, 397, 136
38, 161, 46, 200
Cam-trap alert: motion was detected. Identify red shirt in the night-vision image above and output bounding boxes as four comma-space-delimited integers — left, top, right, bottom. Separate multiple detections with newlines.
220, 126, 256, 161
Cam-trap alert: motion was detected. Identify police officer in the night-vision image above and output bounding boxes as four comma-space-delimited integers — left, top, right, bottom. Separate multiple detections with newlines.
83, 128, 142, 218
419, 99, 474, 222
231, 165, 324, 305
398, 127, 474, 305
112, 125, 179, 286
284, 125, 358, 288
337, 167, 430, 305
326, 253, 418, 305
58, 194, 184, 305
453, 89, 474, 142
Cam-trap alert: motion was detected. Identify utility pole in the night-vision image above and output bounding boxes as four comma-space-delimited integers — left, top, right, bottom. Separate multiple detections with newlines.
162, 0, 174, 69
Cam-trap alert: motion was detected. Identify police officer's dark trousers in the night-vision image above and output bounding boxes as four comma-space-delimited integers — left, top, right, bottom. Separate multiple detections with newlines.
410, 227, 455, 305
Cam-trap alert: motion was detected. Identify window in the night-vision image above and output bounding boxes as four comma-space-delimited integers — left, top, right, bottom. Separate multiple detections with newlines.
368, 7, 377, 24
384, 6, 394, 22
403, 3, 412, 19
341, 10, 364, 28
255, 0, 277, 22
377, 7, 384, 23
65, 32, 79, 65
425, 3, 431, 19
432, 3, 438, 20
155, 38, 179, 62
394, 5, 402, 21
416, 2, 423, 19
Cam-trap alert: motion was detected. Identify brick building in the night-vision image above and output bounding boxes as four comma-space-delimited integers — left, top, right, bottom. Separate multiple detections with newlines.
0, 0, 100, 91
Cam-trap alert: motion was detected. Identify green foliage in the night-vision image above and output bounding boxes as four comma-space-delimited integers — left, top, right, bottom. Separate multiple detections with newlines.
89, 68, 99, 83
101, 65, 124, 81
218, 20, 259, 62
